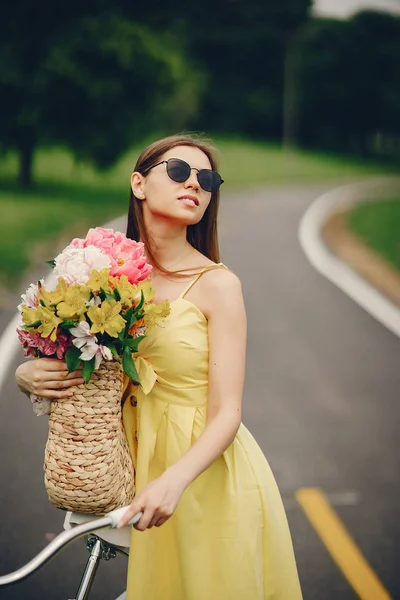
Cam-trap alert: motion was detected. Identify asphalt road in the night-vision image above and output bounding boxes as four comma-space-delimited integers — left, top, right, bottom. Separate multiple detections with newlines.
0, 182, 399, 600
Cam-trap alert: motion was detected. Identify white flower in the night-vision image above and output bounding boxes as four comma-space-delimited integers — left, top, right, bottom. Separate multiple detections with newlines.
86, 296, 102, 307
70, 321, 98, 349
53, 244, 111, 285
94, 344, 113, 369
100, 345, 113, 361
18, 279, 44, 311
80, 343, 113, 370
79, 340, 99, 361
70, 321, 113, 370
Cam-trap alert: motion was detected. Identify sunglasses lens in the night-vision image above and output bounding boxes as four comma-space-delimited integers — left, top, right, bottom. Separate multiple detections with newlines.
167, 159, 190, 183
165, 159, 223, 192
197, 170, 222, 193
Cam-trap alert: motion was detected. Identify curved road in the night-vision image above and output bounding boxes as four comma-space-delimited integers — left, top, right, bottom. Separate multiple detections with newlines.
0, 182, 398, 599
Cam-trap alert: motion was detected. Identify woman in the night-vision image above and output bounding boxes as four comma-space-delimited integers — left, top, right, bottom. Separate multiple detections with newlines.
16, 134, 303, 599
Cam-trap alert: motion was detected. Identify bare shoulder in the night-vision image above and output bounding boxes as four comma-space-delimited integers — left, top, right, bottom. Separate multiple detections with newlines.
200, 266, 244, 319
203, 265, 242, 295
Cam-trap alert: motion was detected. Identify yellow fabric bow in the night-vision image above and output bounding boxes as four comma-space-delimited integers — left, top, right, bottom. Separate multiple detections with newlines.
133, 356, 157, 395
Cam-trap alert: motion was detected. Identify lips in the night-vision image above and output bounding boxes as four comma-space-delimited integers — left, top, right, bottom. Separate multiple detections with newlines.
177, 195, 199, 206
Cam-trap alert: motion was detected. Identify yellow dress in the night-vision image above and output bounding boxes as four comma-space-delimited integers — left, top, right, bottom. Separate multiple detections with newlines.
122, 264, 303, 600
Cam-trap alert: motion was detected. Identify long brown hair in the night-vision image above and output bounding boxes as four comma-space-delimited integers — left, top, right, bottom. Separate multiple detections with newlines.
126, 133, 221, 275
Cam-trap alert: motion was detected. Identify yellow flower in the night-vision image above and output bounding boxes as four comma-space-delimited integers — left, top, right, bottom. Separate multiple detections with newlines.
112, 275, 138, 306
35, 306, 63, 341
88, 299, 125, 337
21, 305, 41, 327
86, 269, 112, 294
57, 284, 91, 320
38, 278, 67, 307
144, 300, 170, 330
137, 281, 155, 303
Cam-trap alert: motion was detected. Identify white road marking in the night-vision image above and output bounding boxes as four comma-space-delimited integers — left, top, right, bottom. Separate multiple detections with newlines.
298, 177, 400, 339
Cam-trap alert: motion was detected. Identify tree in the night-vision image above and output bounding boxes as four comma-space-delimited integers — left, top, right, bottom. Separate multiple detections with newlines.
0, 3, 201, 187
125, 0, 312, 138
295, 11, 400, 159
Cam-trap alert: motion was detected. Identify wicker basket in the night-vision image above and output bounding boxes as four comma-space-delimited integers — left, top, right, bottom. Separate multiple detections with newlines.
44, 361, 135, 515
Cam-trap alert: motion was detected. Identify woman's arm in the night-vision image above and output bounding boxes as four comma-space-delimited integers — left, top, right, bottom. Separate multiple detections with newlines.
118, 269, 247, 529
166, 268, 246, 487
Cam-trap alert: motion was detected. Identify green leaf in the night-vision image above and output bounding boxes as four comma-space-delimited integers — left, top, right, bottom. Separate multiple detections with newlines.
82, 357, 96, 383
100, 287, 115, 301
46, 260, 56, 268
65, 345, 81, 373
130, 313, 137, 329
114, 288, 121, 302
122, 336, 145, 351
134, 290, 145, 312
59, 320, 76, 331
26, 320, 42, 328
122, 346, 140, 384
123, 307, 133, 334
108, 344, 120, 360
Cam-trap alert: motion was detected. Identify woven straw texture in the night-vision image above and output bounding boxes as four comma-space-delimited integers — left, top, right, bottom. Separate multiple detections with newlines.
44, 361, 135, 515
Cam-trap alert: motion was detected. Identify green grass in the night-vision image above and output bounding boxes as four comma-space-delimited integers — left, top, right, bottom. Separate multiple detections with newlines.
0, 138, 395, 290
216, 138, 394, 187
347, 198, 400, 272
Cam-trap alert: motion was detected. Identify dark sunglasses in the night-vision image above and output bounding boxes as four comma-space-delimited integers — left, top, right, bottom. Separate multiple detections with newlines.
146, 158, 224, 193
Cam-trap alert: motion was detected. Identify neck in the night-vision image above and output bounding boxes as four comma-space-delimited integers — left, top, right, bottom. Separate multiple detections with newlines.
145, 215, 192, 271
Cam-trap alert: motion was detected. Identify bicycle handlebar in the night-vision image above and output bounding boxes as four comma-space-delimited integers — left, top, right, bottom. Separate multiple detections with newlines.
0, 507, 142, 588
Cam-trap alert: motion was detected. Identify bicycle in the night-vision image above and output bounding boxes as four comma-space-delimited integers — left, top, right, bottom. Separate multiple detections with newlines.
0, 507, 142, 600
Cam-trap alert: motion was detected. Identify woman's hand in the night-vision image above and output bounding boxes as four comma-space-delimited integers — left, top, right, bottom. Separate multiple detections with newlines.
117, 471, 187, 531
15, 358, 84, 398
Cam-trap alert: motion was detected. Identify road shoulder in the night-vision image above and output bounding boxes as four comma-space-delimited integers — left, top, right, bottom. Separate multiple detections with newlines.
322, 211, 400, 308
299, 177, 400, 339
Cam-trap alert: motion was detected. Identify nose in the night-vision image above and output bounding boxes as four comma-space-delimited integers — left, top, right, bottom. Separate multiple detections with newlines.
184, 169, 199, 191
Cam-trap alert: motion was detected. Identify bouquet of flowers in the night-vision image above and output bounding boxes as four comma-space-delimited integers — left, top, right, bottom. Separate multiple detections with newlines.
17, 227, 169, 514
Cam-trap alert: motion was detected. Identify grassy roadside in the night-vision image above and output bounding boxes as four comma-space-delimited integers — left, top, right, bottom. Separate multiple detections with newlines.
0, 138, 396, 291
346, 198, 400, 273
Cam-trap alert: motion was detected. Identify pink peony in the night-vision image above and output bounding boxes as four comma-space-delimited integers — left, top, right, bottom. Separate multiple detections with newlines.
83, 228, 118, 254
108, 240, 152, 284
69, 237, 85, 249
58, 227, 152, 285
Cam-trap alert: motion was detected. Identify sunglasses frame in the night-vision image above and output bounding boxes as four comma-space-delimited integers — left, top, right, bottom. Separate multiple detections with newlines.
145, 158, 224, 193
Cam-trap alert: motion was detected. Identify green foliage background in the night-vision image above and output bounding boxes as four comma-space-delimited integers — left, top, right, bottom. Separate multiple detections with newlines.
0, 1, 399, 288
1, 2, 399, 187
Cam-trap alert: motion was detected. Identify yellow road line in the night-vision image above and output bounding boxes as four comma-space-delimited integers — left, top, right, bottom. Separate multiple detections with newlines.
296, 487, 391, 600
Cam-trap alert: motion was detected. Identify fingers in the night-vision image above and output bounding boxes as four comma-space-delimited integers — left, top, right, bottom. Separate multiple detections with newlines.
32, 389, 73, 399
118, 506, 170, 530
31, 376, 85, 397
38, 358, 72, 371
142, 513, 170, 530
47, 378, 85, 388
62, 370, 83, 379
155, 516, 169, 527
135, 507, 154, 531
38, 359, 83, 375
148, 515, 167, 528
117, 503, 144, 528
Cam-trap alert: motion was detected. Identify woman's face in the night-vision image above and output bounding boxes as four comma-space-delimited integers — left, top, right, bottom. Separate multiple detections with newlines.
132, 145, 213, 226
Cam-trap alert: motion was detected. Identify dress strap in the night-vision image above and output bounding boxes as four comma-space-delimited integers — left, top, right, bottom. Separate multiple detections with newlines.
179, 263, 227, 299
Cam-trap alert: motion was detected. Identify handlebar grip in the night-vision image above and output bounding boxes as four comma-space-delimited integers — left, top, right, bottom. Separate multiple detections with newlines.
106, 506, 143, 528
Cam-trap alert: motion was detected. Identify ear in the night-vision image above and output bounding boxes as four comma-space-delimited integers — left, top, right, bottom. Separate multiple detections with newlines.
131, 172, 146, 200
